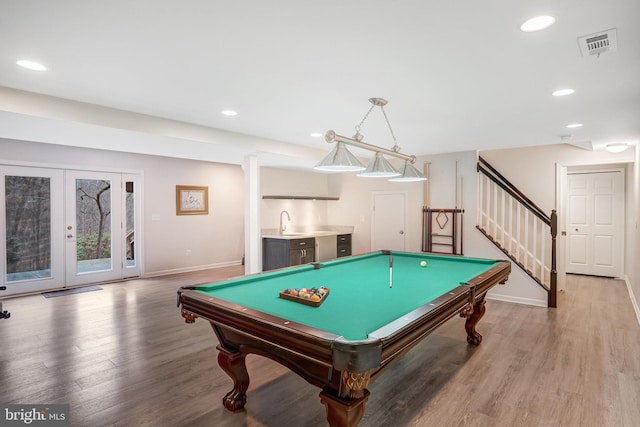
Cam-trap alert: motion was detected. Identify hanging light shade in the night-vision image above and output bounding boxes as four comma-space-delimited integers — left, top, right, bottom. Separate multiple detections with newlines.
314, 142, 365, 172
357, 152, 400, 178
388, 160, 427, 182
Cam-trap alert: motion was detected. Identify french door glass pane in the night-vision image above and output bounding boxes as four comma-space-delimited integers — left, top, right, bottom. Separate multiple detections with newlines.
125, 181, 135, 268
76, 179, 112, 273
5, 176, 52, 282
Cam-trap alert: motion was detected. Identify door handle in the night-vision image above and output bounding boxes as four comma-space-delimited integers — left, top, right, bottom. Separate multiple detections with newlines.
67, 234, 73, 238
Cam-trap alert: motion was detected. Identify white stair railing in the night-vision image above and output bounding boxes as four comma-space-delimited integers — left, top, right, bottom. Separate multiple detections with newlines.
477, 157, 557, 307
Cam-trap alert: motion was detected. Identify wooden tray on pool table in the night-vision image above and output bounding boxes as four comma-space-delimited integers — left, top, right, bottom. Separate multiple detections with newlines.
279, 288, 330, 307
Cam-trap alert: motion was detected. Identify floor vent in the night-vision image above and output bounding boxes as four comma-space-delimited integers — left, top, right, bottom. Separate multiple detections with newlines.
578, 28, 617, 57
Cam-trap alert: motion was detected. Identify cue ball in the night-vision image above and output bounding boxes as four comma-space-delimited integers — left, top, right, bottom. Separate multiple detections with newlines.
420, 261, 427, 267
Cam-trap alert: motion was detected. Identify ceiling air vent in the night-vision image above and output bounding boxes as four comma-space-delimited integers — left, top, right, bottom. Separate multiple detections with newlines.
578, 28, 617, 57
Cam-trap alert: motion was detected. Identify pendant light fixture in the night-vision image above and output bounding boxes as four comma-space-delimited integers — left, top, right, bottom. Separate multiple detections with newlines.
389, 160, 428, 182
314, 97, 426, 182
315, 142, 366, 171
357, 152, 400, 178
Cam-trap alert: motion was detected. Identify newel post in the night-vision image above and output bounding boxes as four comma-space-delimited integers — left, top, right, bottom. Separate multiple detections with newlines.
549, 209, 558, 308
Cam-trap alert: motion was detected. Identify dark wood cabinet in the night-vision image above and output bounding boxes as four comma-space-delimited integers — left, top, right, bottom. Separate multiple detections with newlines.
263, 237, 315, 271
336, 234, 351, 258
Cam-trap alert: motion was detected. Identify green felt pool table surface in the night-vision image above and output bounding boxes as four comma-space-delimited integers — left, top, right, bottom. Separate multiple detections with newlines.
193, 251, 501, 340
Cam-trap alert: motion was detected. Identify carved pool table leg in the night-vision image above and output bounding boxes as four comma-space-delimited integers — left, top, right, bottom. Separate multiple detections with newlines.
320, 388, 370, 427
464, 297, 486, 346
216, 345, 249, 412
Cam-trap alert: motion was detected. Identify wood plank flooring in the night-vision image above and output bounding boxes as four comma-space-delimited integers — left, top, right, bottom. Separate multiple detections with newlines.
1, 269, 639, 426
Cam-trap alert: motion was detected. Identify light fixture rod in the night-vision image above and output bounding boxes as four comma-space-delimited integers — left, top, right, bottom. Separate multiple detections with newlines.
325, 130, 416, 163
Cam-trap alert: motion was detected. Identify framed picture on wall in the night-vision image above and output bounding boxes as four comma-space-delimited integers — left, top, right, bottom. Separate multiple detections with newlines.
176, 185, 209, 215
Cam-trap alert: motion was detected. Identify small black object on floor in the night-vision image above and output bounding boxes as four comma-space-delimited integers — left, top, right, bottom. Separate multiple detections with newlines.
42, 285, 103, 298
0, 285, 8, 319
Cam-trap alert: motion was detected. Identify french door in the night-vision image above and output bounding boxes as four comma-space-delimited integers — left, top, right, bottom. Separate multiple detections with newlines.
1, 166, 64, 295
65, 170, 142, 286
1, 166, 141, 296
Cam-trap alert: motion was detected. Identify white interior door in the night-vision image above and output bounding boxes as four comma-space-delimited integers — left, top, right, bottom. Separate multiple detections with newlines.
566, 170, 624, 277
65, 170, 125, 286
372, 192, 406, 251
1, 166, 64, 296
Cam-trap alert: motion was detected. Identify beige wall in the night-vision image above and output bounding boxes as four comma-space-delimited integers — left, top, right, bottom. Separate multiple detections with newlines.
0, 138, 245, 276
480, 144, 635, 213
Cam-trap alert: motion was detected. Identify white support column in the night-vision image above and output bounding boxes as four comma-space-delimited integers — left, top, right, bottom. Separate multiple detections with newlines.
243, 154, 261, 274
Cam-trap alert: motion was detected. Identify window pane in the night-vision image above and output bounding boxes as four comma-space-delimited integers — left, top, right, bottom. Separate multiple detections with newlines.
125, 181, 135, 267
76, 179, 112, 273
5, 176, 52, 281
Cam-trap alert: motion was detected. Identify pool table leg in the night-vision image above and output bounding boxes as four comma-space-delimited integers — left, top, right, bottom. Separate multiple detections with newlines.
463, 296, 486, 346
216, 345, 249, 412
320, 388, 370, 427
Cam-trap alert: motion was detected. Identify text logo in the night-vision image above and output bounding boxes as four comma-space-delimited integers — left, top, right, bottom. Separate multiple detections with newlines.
1, 405, 69, 426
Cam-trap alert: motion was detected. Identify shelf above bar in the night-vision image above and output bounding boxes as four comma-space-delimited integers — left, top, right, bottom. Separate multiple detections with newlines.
262, 195, 339, 200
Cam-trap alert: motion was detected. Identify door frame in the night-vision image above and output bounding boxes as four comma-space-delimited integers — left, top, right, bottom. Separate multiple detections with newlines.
556, 161, 629, 286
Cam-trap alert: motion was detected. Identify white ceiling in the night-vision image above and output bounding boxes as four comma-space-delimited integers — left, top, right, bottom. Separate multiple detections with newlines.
1, 1, 639, 165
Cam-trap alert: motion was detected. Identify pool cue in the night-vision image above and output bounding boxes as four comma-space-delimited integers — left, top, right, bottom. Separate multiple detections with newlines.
460, 175, 464, 255
389, 254, 393, 288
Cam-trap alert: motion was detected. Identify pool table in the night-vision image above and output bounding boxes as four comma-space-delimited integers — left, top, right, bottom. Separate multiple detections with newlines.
178, 250, 510, 427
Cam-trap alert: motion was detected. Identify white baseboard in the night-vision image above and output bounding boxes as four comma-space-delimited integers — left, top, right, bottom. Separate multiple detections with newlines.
143, 260, 243, 278
486, 292, 548, 308
622, 275, 640, 327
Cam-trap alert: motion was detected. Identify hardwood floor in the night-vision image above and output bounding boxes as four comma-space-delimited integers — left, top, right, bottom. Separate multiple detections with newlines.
1, 269, 639, 426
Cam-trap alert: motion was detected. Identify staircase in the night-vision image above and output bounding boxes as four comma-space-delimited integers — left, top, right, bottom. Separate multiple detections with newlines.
476, 157, 557, 307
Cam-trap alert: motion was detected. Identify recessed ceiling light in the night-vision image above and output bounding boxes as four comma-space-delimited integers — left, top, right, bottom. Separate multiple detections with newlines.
520, 16, 556, 32
221, 110, 237, 116
605, 143, 628, 153
16, 59, 47, 71
566, 123, 583, 129
552, 89, 575, 97
310, 132, 323, 137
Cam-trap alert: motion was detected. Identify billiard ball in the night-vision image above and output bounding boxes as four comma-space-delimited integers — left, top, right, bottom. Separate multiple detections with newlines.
420, 261, 427, 267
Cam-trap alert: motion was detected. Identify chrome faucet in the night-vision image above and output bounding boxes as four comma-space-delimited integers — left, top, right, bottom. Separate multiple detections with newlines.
280, 210, 291, 234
